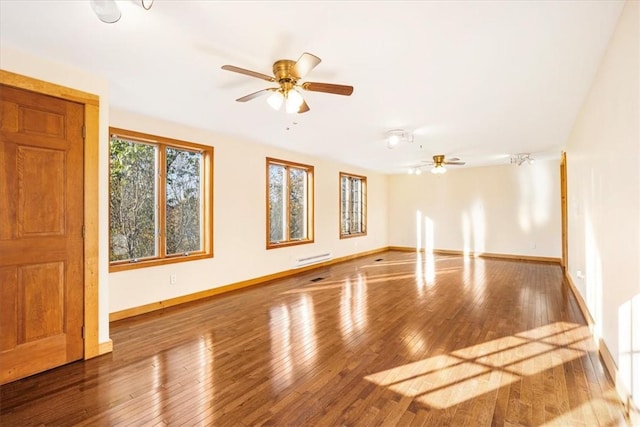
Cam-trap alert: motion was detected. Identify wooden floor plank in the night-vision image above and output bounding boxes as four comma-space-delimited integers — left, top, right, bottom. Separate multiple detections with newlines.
0, 251, 628, 426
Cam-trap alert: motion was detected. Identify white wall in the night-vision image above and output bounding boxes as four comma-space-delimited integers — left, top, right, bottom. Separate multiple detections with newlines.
565, 0, 639, 403
108, 109, 389, 313
388, 160, 561, 258
0, 46, 112, 345
0, 45, 388, 342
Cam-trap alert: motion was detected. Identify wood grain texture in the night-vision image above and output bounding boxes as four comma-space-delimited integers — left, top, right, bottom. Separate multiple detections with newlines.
84, 103, 101, 358
109, 247, 388, 322
0, 70, 99, 107
0, 83, 85, 384
0, 71, 101, 361
389, 246, 561, 264
0, 251, 628, 426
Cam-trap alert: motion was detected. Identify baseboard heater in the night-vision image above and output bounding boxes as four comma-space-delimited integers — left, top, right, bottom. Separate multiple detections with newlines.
294, 252, 332, 267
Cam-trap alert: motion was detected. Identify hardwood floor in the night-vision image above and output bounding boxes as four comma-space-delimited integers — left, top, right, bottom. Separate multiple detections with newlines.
0, 251, 628, 426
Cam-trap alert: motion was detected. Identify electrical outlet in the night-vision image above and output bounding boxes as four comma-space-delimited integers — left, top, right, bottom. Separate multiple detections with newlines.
530, 242, 536, 249
170, 274, 177, 285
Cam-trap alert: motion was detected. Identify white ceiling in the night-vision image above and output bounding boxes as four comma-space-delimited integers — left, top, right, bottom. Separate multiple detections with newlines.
0, 0, 625, 174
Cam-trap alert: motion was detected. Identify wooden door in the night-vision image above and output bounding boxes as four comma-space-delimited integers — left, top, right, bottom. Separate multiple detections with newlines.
0, 84, 85, 384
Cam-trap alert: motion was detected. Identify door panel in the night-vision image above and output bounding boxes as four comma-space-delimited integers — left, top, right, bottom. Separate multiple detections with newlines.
21, 262, 65, 341
18, 146, 66, 236
0, 84, 84, 384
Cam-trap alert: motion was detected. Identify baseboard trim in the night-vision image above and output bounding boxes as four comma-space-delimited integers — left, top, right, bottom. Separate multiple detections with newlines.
109, 247, 389, 322
564, 272, 595, 324
564, 272, 638, 423
97, 339, 113, 355
387, 246, 560, 264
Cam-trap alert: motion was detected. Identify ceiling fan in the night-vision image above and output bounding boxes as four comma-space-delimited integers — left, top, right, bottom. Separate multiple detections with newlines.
221, 52, 354, 114
410, 155, 466, 175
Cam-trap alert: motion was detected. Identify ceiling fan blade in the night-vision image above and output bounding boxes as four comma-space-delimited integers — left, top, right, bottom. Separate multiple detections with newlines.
444, 161, 466, 165
297, 100, 310, 114
221, 65, 275, 82
293, 52, 321, 79
301, 82, 354, 96
235, 88, 276, 102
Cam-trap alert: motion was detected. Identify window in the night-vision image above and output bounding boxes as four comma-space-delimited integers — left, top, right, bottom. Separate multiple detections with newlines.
267, 158, 314, 248
109, 127, 213, 271
340, 172, 367, 238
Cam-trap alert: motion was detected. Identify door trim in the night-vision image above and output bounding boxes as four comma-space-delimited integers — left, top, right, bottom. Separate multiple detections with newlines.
0, 69, 102, 358
560, 151, 568, 271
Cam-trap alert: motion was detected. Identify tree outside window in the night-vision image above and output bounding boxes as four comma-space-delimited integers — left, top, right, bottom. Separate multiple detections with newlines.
267, 158, 314, 248
340, 172, 367, 238
109, 128, 213, 270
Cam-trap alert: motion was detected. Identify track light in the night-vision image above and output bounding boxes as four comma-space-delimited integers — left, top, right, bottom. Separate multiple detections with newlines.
510, 153, 535, 166
388, 134, 401, 149
90, 0, 154, 24
90, 0, 121, 23
135, 0, 154, 10
386, 129, 413, 149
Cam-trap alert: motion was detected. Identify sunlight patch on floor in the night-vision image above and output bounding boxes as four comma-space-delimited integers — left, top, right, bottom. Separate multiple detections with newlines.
539, 394, 626, 426
364, 322, 590, 410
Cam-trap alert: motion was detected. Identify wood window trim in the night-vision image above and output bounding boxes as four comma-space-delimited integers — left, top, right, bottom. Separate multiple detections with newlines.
339, 171, 367, 239
0, 69, 102, 357
266, 157, 315, 250
108, 127, 214, 272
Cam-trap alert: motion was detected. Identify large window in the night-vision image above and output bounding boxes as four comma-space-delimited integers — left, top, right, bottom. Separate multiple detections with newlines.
109, 128, 213, 270
267, 158, 314, 248
340, 172, 367, 238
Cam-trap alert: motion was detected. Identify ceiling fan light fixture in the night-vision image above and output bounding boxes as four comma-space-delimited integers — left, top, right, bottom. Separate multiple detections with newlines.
267, 91, 284, 111
90, 0, 121, 23
285, 89, 304, 114
431, 165, 447, 174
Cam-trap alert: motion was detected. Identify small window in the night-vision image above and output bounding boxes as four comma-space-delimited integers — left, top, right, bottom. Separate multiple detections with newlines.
267, 157, 314, 249
109, 128, 213, 271
340, 172, 367, 238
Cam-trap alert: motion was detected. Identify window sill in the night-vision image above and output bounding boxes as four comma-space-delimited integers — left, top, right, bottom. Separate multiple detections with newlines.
340, 232, 367, 240
266, 239, 314, 250
109, 252, 213, 272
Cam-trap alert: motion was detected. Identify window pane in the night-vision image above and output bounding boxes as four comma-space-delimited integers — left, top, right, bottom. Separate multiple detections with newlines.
269, 164, 286, 243
289, 167, 307, 240
166, 147, 202, 255
340, 173, 366, 237
109, 137, 157, 261
341, 176, 349, 234
351, 178, 361, 233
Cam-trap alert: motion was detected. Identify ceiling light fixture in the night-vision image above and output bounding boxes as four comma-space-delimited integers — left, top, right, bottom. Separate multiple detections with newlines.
135, 0, 154, 9
266, 88, 304, 114
386, 129, 413, 149
510, 153, 535, 166
90, 0, 153, 24
408, 154, 464, 175
267, 90, 284, 111
431, 164, 447, 174
407, 164, 446, 174
285, 89, 304, 113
